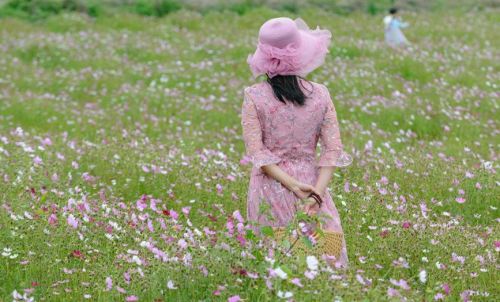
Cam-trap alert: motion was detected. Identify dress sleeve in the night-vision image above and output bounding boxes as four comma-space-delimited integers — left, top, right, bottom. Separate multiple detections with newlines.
241, 90, 281, 169
317, 86, 352, 167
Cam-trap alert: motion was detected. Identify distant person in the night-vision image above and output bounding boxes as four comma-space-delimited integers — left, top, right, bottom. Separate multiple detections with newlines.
243, 17, 352, 266
384, 7, 410, 48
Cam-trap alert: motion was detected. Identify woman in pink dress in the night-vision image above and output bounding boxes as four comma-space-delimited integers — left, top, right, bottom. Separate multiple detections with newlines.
242, 17, 352, 266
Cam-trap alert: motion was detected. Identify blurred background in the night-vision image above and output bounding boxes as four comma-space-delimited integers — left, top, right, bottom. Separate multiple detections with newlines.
0, 0, 498, 20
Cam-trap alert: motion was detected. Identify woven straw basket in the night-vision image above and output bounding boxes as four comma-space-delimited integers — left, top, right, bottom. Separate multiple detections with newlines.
274, 228, 343, 259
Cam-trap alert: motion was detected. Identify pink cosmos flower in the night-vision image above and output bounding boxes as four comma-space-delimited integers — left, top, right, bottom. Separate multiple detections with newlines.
232, 210, 244, 223
390, 278, 410, 290
125, 295, 138, 302
136, 198, 147, 211
228, 295, 241, 302
239, 156, 251, 165
236, 234, 246, 246
170, 210, 179, 220
442, 283, 451, 295
455, 197, 466, 204
387, 287, 400, 297
82, 172, 95, 183
379, 230, 389, 238
178, 239, 187, 249
116, 286, 126, 294
226, 219, 234, 236
147, 220, 154, 232
355, 274, 371, 286
291, 278, 303, 287
344, 181, 350, 193
33, 156, 43, 165
420, 203, 428, 219
51, 173, 60, 183
216, 184, 223, 195
67, 214, 78, 229
71, 250, 83, 258
213, 285, 226, 296
434, 293, 445, 300
452, 253, 465, 265
182, 207, 191, 216
460, 290, 471, 302
124, 271, 131, 284
48, 214, 58, 225
105, 277, 112, 291
39, 137, 52, 146
305, 270, 317, 280
402, 221, 411, 229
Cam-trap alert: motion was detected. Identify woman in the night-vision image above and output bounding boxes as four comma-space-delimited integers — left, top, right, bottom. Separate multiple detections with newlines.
242, 17, 352, 266
384, 7, 410, 48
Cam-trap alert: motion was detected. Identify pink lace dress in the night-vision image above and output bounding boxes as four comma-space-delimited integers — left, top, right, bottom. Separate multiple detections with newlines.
241, 81, 352, 265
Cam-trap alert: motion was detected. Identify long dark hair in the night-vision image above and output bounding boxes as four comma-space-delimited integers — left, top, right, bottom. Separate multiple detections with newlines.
266, 75, 312, 106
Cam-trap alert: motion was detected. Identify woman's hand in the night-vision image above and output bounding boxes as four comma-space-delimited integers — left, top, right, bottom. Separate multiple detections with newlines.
300, 197, 321, 216
290, 182, 319, 199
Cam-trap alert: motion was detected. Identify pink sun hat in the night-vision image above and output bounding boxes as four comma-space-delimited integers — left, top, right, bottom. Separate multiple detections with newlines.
247, 17, 332, 78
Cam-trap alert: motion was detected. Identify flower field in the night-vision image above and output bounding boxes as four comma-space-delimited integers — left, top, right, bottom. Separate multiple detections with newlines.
0, 8, 498, 302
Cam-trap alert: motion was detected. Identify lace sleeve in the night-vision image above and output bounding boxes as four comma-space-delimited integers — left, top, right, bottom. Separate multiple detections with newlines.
241, 90, 281, 169
318, 86, 352, 167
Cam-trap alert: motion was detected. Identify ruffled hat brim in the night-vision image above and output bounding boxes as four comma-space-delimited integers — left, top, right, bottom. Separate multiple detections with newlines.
247, 18, 331, 78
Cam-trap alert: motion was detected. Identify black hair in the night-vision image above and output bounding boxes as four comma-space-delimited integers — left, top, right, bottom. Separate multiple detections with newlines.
266, 75, 312, 106
389, 7, 398, 15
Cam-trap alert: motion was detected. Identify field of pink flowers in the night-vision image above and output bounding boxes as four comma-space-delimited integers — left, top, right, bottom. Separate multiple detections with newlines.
0, 8, 498, 302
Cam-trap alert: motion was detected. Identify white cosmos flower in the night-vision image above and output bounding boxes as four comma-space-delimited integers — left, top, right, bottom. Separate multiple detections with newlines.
277, 291, 293, 299
132, 255, 142, 266
419, 270, 427, 283
12, 289, 22, 299
167, 280, 177, 289
274, 267, 288, 279
306, 255, 319, 271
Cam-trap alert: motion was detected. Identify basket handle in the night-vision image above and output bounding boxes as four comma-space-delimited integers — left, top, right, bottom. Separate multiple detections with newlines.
307, 192, 323, 207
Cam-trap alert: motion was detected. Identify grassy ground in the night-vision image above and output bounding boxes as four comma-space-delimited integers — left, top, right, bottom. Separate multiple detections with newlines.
0, 8, 499, 302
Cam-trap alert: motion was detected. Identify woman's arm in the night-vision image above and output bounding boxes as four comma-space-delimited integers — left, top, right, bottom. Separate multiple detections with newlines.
262, 164, 319, 199
314, 166, 335, 196
241, 90, 318, 200
301, 85, 352, 215
394, 19, 409, 29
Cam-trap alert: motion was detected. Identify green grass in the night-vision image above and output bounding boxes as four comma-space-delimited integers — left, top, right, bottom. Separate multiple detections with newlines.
0, 8, 498, 302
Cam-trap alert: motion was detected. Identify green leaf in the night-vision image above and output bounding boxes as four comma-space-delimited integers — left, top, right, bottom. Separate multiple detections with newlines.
254, 249, 264, 262
281, 265, 292, 276
301, 236, 313, 249
282, 239, 291, 250
245, 229, 256, 241
261, 226, 274, 237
